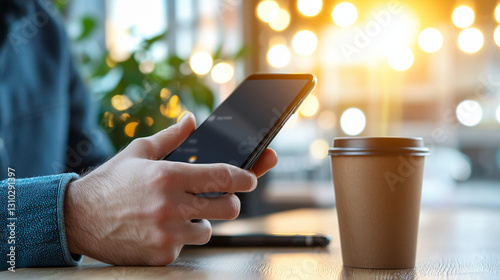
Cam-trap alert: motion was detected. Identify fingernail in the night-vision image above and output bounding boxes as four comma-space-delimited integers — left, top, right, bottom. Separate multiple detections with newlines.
178, 112, 192, 123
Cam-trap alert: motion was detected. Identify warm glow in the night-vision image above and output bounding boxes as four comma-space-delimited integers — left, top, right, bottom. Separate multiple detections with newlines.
257, 0, 280, 23
340, 108, 366, 136
456, 100, 482, 127
452, 6, 475, 29
160, 95, 182, 118
388, 47, 414, 71
269, 9, 290, 31
104, 111, 114, 128
144, 116, 154, 126
120, 113, 130, 121
458, 28, 483, 53
317, 110, 336, 130
418, 28, 443, 53
111, 95, 133, 111
124, 121, 139, 137
494, 26, 500, 47
292, 30, 318, 55
267, 44, 290, 68
299, 94, 320, 117
310, 139, 329, 159
139, 60, 155, 74
160, 88, 171, 101
332, 2, 357, 27
106, 56, 116, 68
496, 4, 500, 23
189, 51, 213, 75
496, 105, 500, 123
298, 0, 322, 17
211, 62, 234, 84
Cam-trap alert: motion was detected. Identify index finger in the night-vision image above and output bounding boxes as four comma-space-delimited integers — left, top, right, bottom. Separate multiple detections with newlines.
251, 148, 278, 178
161, 162, 258, 194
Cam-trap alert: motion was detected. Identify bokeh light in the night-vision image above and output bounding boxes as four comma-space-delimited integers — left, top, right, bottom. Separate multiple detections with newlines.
317, 110, 336, 130
332, 2, 357, 27
139, 60, 155, 74
418, 28, 443, 53
144, 116, 154, 126
211, 62, 234, 84
267, 44, 290, 68
256, 0, 280, 23
340, 108, 366, 136
452, 6, 475, 28
299, 94, 320, 117
292, 30, 318, 55
124, 121, 139, 137
456, 100, 482, 127
496, 4, 500, 23
120, 113, 130, 121
310, 139, 329, 159
494, 26, 500, 47
269, 9, 290, 31
458, 28, 483, 53
189, 51, 213, 75
160, 95, 182, 118
388, 47, 414, 71
160, 88, 171, 101
297, 0, 322, 17
111, 95, 133, 111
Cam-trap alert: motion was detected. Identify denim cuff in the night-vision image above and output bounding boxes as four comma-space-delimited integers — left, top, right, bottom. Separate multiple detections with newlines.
57, 173, 82, 266
1, 172, 83, 270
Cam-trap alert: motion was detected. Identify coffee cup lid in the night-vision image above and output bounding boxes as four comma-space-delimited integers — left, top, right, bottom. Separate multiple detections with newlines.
328, 137, 429, 156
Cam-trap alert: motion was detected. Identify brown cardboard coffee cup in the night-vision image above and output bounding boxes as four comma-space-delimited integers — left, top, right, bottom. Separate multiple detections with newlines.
329, 137, 428, 269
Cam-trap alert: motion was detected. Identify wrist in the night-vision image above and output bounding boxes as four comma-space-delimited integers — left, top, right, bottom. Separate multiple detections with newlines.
64, 179, 87, 255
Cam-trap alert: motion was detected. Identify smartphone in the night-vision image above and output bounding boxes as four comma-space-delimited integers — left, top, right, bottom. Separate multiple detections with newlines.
163, 73, 316, 169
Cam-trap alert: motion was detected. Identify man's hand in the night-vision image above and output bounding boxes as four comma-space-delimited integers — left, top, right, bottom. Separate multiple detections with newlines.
64, 112, 278, 266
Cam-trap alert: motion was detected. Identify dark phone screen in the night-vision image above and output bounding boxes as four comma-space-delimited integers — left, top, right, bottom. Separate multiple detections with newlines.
165, 79, 309, 167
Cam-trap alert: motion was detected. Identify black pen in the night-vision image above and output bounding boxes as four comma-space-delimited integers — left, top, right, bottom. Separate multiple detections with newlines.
194, 233, 331, 247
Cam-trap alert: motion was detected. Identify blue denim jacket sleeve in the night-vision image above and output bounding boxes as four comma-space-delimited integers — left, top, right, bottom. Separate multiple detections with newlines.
1, 173, 82, 271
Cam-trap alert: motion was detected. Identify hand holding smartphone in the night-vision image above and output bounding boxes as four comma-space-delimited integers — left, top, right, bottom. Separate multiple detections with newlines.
163, 73, 316, 196
164, 74, 316, 166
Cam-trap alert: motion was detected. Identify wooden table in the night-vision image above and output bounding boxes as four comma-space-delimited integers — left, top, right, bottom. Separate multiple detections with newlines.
6, 207, 500, 279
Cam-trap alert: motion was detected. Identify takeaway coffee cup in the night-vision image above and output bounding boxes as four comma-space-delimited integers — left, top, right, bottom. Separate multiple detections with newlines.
329, 137, 428, 269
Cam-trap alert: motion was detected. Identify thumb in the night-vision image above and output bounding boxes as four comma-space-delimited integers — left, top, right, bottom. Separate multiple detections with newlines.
136, 112, 196, 160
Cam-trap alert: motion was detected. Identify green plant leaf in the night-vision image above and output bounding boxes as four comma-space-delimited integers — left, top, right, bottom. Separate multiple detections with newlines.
76, 16, 97, 42
190, 80, 214, 110
234, 44, 251, 60
213, 43, 224, 60
142, 32, 167, 49
167, 56, 185, 70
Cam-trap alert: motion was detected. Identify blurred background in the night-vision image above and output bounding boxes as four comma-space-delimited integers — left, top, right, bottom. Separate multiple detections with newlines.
60, 0, 500, 216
